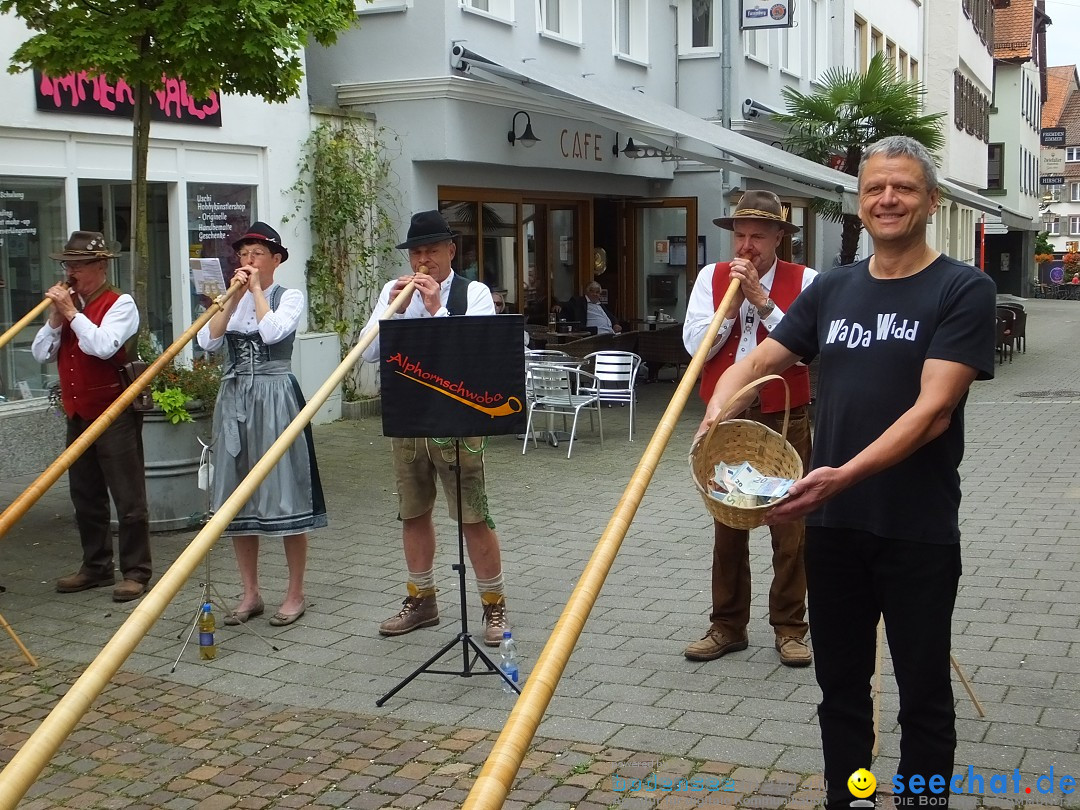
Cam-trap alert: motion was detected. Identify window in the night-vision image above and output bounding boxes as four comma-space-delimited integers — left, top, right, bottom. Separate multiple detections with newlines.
744, 27, 770, 62
540, 0, 582, 43
780, 23, 801, 75
986, 143, 1003, 191
870, 29, 883, 59
809, 0, 828, 79
1067, 147, 1080, 162
1072, 181, 1080, 202
1070, 215, 1080, 235
885, 40, 895, 70
910, 58, 918, 82
615, 0, 648, 63
1048, 217, 1060, 236
898, 49, 909, 80
854, 17, 866, 72
678, 0, 720, 55
461, 0, 513, 21
355, 0, 410, 13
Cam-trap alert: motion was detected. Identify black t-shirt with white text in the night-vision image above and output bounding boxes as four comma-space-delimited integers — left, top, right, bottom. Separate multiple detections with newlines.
771, 255, 996, 543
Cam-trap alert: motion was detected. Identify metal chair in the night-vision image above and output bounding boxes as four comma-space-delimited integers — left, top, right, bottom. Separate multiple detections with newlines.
522, 362, 603, 458
579, 351, 642, 440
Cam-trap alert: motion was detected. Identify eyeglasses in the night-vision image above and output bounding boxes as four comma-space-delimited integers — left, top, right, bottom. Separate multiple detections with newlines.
237, 248, 271, 261
62, 260, 103, 272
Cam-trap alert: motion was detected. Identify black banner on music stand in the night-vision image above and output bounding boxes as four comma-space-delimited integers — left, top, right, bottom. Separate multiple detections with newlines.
380, 316, 527, 438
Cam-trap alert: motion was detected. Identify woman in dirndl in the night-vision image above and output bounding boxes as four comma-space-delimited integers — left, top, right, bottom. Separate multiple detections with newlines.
196, 222, 327, 627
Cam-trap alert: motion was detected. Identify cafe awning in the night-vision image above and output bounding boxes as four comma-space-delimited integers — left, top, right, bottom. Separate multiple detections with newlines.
449, 45, 858, 208
449, 46, 1008, 218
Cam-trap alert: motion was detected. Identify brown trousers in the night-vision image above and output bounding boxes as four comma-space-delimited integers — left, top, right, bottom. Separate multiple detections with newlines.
66, 410, 152, 584
709, 404, 812, 640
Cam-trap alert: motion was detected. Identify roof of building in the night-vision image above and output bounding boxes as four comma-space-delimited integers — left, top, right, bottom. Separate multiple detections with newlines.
994, 0, 1035, 60
1057, 79, 1080, 146
1043, 65, 1078, 128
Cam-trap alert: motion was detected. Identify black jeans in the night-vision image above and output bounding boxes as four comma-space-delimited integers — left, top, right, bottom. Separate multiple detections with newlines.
805, 527, 962, 810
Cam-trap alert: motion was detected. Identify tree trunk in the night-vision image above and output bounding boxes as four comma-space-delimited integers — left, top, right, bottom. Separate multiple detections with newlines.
131, 79, 151, 346
839, 144, 864, 265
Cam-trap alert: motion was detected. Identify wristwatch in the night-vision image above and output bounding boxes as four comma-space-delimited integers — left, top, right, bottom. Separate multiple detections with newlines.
757, 298, 776, 319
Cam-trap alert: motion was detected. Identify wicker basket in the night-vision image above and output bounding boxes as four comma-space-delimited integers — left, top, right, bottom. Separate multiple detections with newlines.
689, 375, 804, 530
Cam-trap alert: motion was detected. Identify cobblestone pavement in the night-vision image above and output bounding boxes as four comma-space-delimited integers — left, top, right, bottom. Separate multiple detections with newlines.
0, 298, 1078, 808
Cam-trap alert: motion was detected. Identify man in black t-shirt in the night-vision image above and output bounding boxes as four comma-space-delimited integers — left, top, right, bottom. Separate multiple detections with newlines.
699, 136, 996, 810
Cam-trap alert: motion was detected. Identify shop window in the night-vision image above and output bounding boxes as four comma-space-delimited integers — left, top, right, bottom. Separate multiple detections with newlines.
678, 0, 720, 55
439, 200, 520, 313
461, 0, 513, 22
615, 0, 648, 64
186, 183, 257, 348
0, 177, 66, 403
539, 0, 582, 44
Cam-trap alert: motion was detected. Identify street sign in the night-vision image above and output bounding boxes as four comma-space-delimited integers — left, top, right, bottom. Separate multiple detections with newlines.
1041, 127, 1066, 147
1041, 148, 1066, 174
1040, 175, 1065, 186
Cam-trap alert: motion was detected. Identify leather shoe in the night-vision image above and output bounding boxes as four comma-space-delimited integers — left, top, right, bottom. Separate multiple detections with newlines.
776, 635, 813, 667
112, 579, 147, 602
268, 599, 306, 626
56, 571, 115, 593
684, 627, 748, 661
379, 594, 439, 636
224, 599, 265, 626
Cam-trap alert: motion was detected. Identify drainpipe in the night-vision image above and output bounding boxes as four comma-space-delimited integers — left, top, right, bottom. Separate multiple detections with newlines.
720, 0, 733, 209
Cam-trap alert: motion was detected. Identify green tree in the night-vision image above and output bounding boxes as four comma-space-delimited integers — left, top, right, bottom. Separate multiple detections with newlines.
1034, 230, 1054, 257
1, 0, 356, 335
771, 53, 945, 265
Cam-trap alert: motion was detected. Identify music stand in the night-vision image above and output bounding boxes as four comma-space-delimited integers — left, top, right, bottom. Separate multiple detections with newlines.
375, 315, 527, 706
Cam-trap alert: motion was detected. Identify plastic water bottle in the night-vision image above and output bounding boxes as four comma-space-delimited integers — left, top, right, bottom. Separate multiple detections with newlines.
199, 602, 217, 660
499, 630, 519, 694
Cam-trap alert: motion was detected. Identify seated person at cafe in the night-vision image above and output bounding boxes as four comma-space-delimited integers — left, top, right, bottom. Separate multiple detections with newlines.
558, 282, 623, 334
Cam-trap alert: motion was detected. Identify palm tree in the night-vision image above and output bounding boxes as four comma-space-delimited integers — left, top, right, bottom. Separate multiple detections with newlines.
771, 53, 945, 265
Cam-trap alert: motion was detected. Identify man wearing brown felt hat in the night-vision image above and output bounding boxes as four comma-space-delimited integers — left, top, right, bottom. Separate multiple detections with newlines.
682, 190, 817, 667
32, 230, 151, 602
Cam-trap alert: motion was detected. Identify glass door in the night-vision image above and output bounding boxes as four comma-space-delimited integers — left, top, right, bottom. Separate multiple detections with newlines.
625, 198, 697, 324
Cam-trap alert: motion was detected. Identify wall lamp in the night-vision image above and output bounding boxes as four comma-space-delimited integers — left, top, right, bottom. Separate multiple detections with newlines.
507, 110, 540, 147
613, 132, 681, 161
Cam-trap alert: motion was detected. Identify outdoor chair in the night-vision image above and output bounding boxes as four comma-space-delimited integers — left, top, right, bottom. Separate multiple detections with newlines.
579, 351, 642, 440
996, 303, 1026, 353
522, 362, 603, 458
995, 312, 1014, 365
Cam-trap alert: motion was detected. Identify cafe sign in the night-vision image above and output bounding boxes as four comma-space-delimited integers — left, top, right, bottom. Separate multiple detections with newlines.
34, 70, 222, 126
741, 0, 793, 30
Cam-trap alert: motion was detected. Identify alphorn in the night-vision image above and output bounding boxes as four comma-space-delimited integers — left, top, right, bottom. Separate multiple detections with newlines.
462, 279, 742, 810
0, 282, 72, 353
0, 270, 427, 810
0, 278, 245, 541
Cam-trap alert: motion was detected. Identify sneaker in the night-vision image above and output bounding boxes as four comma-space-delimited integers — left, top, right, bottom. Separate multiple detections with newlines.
379, 595, 439, 636
683, 627, 748, 662
481, 599, 509, 647
56, 570, 115, 593
776, 635, 813, 667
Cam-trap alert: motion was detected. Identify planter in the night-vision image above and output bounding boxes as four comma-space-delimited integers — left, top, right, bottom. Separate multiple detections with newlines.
141, 406, 214, 532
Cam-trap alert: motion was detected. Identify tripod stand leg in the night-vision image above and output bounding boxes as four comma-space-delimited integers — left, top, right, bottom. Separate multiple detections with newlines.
0, 611, 38, 668
171, 603, 203, 673
376, 632, 464, 706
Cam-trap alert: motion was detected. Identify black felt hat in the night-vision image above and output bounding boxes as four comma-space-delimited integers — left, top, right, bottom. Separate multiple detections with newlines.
232, 221, 289, 261
396, 210, 457, 249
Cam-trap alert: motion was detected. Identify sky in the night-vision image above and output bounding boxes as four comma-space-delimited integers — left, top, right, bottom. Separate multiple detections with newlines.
1046, 0, 1080, 68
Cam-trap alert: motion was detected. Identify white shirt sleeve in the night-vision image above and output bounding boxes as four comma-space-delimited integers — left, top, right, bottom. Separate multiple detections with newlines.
360, 280, 397, 364
258, 287, 304, 345
196, 321, 221, 352
43, 294, 139, 361
31, 323, 62, 363
682, 264, 735, 359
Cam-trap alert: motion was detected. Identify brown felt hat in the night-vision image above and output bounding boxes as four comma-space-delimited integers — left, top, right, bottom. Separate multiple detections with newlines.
49, 231, 120, 262
712, 190, 800, 234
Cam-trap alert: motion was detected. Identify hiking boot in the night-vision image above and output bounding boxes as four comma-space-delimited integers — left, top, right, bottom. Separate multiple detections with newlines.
56, 570, 115, 593
776, 635, 813, 667
481, 599, 509, 647
112, 579, 147, 603
379, 594, 439, 636
683, 627, 748, 662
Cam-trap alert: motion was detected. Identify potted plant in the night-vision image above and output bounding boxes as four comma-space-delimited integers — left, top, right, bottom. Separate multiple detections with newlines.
140, 350, 223, 531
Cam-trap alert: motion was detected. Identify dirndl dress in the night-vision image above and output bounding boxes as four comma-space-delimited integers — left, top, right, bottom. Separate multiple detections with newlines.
210, 288, 328, 536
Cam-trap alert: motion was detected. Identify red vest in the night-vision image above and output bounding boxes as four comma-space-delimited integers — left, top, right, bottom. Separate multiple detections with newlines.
698, 260, 811, 413
58, 286, 130, 420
